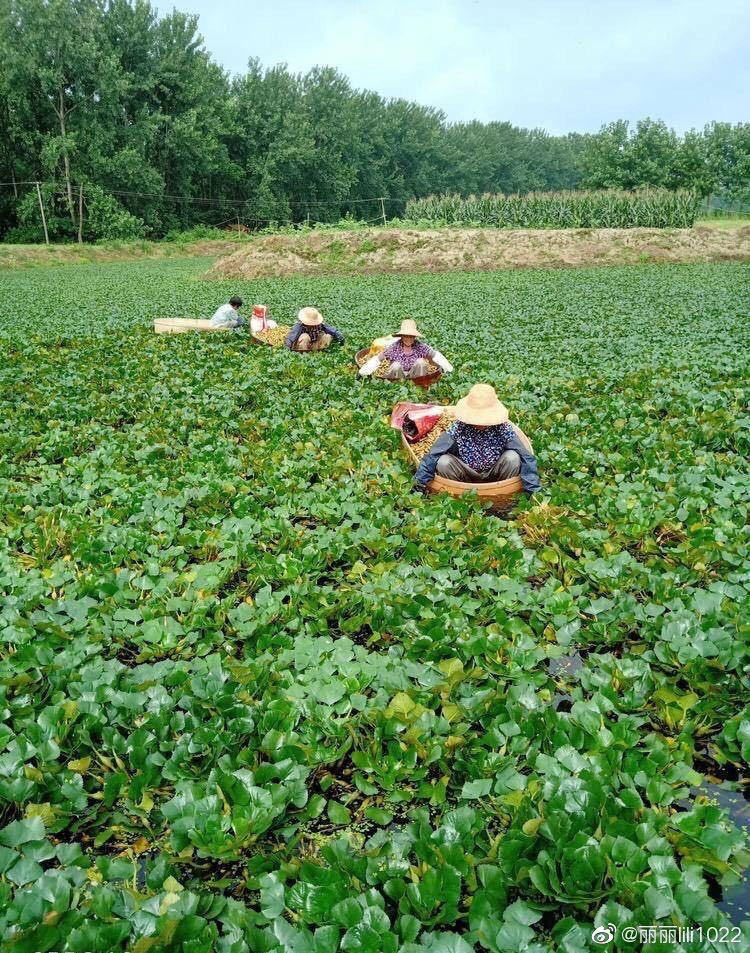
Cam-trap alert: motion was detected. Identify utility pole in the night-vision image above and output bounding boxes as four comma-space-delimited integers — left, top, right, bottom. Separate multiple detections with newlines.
78, 185, 84, 244
36, 182, 50, 245
380, 197, 387, 226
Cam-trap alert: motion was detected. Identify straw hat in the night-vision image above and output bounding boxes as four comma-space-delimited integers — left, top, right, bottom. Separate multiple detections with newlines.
298, 307, 323, 327
394, 319, 422, 338
453, 384, 509, 426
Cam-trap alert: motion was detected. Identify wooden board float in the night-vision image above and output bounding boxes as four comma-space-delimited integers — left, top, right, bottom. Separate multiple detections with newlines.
154, 318, 230, 335
402, 422, 533, 506
355, 348, 443, 389
154, 319, 290, 346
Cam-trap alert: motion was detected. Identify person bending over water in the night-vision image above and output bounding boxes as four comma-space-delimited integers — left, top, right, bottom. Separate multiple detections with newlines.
210, 296, 246, 328
285, 307, 344, 352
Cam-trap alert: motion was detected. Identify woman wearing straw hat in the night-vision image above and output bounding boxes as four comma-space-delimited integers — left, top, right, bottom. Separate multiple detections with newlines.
284, 307, 344, 352
358, 319, 453, 380
414, 384, 541, 493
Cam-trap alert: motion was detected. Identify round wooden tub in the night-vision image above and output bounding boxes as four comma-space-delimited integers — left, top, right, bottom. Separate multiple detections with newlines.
402, 423, 533, 507
249, 325, 291, 347
355, 348, 443, 389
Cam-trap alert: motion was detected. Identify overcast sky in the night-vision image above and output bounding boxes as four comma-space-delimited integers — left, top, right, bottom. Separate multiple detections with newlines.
155, 0, 750, 134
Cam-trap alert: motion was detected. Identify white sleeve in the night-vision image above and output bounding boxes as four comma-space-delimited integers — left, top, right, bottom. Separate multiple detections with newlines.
252, 317, 278, 332
358, 354, 383, 376
210, 305, 233, 327
432, 350, 453, 372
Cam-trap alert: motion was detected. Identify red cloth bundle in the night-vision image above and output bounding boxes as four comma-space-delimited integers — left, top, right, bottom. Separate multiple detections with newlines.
390, 402, 444, 443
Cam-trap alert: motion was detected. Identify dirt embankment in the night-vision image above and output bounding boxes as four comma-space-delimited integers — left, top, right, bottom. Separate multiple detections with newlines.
206, 225, 750, 279
0, 239, 242, 269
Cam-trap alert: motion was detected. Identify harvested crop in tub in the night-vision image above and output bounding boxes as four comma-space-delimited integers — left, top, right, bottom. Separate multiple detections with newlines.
410, 410, 455, 461
254, 325, 291, 347
374, 359, 441, 379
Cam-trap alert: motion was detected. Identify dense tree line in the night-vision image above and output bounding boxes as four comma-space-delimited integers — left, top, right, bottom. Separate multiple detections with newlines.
0, 0, 748, 241
580, 119, 750, 199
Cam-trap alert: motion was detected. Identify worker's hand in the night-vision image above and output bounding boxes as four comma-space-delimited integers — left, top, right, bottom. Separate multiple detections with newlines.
358, 354, 381, 376
432, 351, 454, 372
412, 482, 428, 495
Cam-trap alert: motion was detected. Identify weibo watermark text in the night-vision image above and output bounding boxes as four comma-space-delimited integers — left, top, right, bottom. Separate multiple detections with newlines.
591, 923, 743, 944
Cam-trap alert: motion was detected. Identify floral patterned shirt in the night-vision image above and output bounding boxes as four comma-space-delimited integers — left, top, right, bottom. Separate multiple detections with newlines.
448, 421, 516, 472
382, 339, 435, 371
303, 323, 324, 343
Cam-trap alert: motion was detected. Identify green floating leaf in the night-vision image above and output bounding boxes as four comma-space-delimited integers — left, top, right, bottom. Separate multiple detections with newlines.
364, 807, 394, 826
327, 801, 351, 825
460, 779, 493, 799
0, 817, 45, 848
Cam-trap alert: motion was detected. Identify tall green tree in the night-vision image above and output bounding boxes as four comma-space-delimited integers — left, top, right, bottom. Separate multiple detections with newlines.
703, 122, 750, 200
0, 0, 747, 241
3, 0, 117, 229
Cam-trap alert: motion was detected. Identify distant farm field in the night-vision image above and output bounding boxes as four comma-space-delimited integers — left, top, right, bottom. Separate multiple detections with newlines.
0, 258, 749, 949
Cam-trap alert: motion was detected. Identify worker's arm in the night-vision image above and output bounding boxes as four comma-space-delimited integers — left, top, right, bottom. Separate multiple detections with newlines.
358, 353, 383, 376
506, 431, 542, 494
431, 350, 453, 372
322, 323, 345, 344
284, 324, 302, 349
413, 432, 458, 490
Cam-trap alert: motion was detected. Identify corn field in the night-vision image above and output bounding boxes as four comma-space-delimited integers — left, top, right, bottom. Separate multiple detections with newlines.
403, 189, 701, 229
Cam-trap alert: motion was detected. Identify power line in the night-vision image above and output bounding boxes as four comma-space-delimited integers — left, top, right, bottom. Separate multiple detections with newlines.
0, 180, 406, 210
105, 187, 402, 209
47, 188, 302, 226
2, 179, 408, 235
45, 188, 297, 226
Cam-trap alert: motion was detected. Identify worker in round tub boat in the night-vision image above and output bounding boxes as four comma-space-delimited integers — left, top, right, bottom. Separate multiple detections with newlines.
414, 384, 541, 493
358, 319, 453, 380
284, 307, 344, 352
